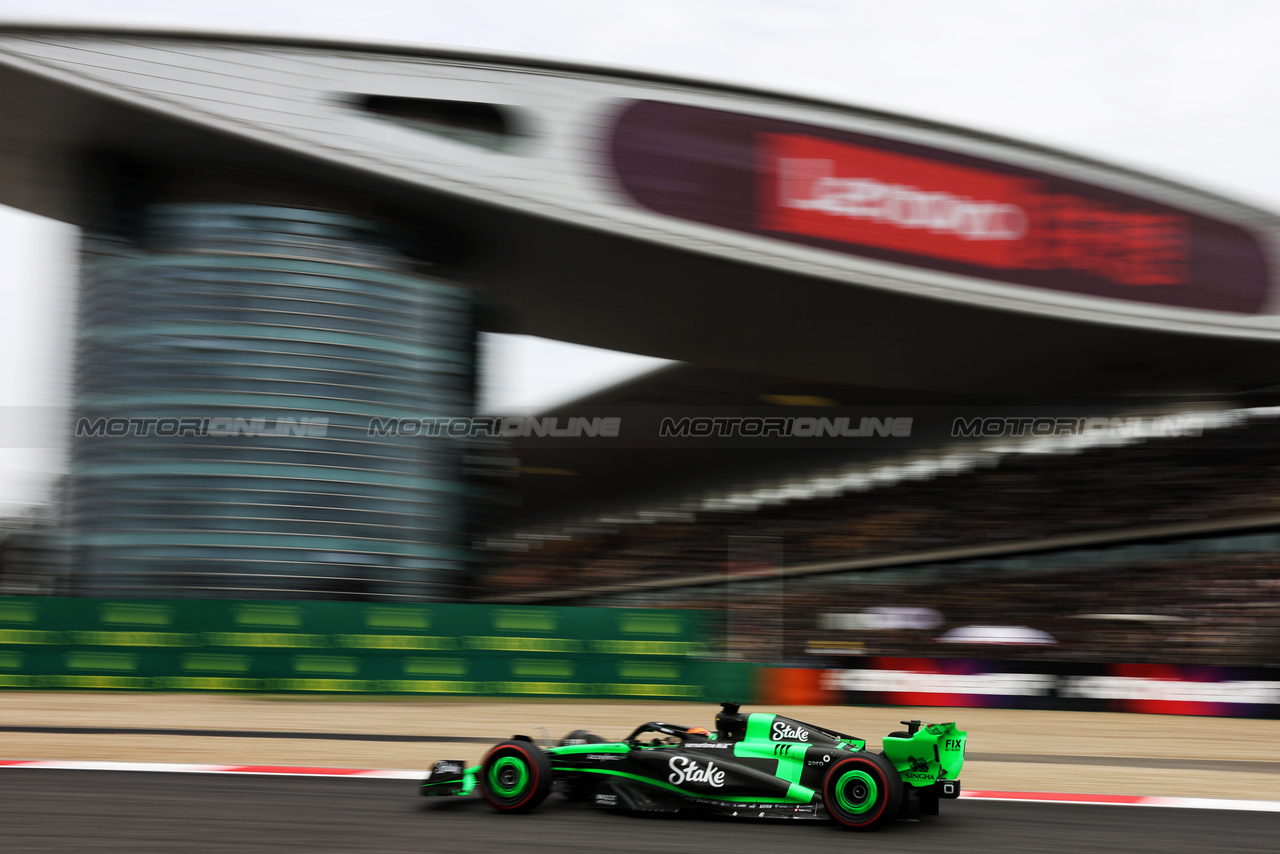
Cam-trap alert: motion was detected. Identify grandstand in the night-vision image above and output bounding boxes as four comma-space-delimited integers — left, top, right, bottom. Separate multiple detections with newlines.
480, 408, 1280, 666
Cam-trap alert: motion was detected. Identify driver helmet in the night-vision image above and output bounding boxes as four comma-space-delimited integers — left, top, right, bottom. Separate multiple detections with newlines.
686, 726, 711, 737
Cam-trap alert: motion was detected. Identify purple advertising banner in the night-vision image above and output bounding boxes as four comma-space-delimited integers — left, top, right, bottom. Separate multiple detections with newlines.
608, 100, 1272, 314
819, 657, 1280, 719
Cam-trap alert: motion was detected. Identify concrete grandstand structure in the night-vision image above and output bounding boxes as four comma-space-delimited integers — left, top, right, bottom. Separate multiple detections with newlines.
1, 26, 1280, 603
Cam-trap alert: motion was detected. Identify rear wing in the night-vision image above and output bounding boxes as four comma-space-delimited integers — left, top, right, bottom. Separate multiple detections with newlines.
881, 721, 966, 787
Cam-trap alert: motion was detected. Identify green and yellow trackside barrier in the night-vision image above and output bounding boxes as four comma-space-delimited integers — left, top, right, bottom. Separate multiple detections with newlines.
0, 596, 758, 701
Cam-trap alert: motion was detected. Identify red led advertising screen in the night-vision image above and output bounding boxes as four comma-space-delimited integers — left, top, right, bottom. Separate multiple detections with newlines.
607, 100, 1270, 313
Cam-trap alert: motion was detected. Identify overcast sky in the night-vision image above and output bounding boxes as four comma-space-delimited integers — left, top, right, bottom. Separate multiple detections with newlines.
0, 0, 1278, 510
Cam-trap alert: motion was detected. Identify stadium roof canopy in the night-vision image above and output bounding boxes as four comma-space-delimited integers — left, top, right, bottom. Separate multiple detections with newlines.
3, 25, 1280, 398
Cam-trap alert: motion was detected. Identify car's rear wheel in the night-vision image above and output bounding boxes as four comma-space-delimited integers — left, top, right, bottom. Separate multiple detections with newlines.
479, 740, 554, 813
823, 753, 902, 830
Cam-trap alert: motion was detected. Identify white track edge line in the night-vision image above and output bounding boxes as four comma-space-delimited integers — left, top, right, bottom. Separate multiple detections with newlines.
1, 759, 426, 778
962, 793, 1280, 812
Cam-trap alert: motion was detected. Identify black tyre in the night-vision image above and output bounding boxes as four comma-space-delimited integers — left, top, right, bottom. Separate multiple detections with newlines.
479, 740, 554, 813
557, 730, 606, 746
823, 753, 903, 830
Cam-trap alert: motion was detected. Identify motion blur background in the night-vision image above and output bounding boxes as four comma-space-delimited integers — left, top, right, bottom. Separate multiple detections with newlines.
0, 1, 1279, 712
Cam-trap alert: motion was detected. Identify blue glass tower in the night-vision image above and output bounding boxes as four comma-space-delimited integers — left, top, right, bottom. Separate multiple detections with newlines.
70, 202, 475, 599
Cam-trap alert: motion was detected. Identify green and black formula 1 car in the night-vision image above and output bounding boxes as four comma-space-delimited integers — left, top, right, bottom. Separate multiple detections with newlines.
421, 703, 966, 830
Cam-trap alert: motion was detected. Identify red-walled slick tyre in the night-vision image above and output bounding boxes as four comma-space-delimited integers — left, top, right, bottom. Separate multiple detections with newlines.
822, 752, 902, 830
479, 740, 554, 814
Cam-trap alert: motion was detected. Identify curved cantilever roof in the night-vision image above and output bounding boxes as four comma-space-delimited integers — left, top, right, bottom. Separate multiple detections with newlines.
2, 24, 1280, 397
0, 21, 1245, 185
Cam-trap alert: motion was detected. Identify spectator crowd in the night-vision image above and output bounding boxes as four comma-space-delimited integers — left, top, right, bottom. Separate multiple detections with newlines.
483, 419, 1280, 666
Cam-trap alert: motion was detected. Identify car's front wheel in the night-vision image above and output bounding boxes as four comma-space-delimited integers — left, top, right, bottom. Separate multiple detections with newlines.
822, 753, 902, 830
479, 740, 554, 813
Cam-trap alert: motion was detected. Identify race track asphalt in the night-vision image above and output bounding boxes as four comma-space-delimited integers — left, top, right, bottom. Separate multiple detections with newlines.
1, 770, 1277, 854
